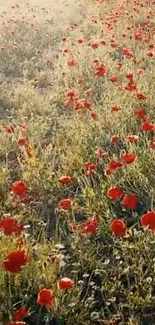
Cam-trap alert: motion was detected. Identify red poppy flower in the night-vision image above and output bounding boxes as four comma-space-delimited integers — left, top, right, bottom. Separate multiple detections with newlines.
110, 40, 117, 48
125, 82, 137, 92
77, 38, 85, 44
126, 72, 134, 80
76, 78, 84, 84
147, 51, 154, 57
13, 306, 29, 321
93, 58, 101, 65
92, 17, 98, 24
85, 162, 96, 175
5, 125, 14, 133
110, 75, 118, 83
67, 90, 77, 100
74, 99, 91, 111
149, 140, 155, 149
126, 135, 138, 143
105, 167, 112, 176
83, 99, 92, 110
3, 250, 29, 273
58, 199, 72, 210
111, 219, 126, 237
111, 135, 119, 144
134, 32, 143, 41
57, 278, 75, 290
122, 48, 134, 57
18, 138, 28, 146
141, 211, 155, 231
59, 176, 72, 184
37, 289, 54, 308
67, 58, 77, 66
90, 111, 98, 120
0, 218, 23, 235
109, 160, 123, 170
122, 153, 137, 164
122, 194, 139, 210
90, 42, 99, 49
137, 92, 147, 100
100, 39, 106, 45
117, 63, 123, 71
62, 48, 69, 55
12, 181, 27, 198
135, 109, 147, 121
82, 217, 98, 234
111, 106, 121, 112
137, 69, 144, 75
141, 121, 154, 131
108, 187, 123, 199
95, 64, 107, 78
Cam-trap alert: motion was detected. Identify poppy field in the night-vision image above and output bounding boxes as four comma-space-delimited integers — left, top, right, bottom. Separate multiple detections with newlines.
0, 0, 155, 324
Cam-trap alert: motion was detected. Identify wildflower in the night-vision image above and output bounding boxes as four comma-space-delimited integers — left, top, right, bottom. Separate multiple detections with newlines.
18, 138, 28, 146
137, 69, 143, 75
122, 194, 139, 209
37, 289, 54, 308
13, 306, 29, 321
111, 219, 126, 236
5, 125, 14, 133
136, 92, 147, 100
149, 140, 155, 149
141, 211, 155, 231
95, 64, 107, 78
126, 72, 134, 80
111, 135, 119, 144
58, 199, 72, 210
85, 162, 96, 175
135, 109, 147, 121
111, 106, 121, 112
3, 250, 29, 273
122, 48, 134, 57
90, 41, 99, 49
67, 58, 77, 66
141, 121, 154, 131
59, 176, 72, 184
125, 82, 137, 91
105, 167, 112, 176
12, 181, 27, 198
126, 135, 138, 143
109, 160, 123, 170
134, 32, 143, 40
77, 38, 85, 44
82, 217, 98, 234
147, 51, 154, 57
122, 153, 137, 164
57, 278, 75, 290
110, 75, 118, 82
0, 218, 23, 235
108, 187, 123, 199
90, 111, 98, 120
67, 90, 77, 100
